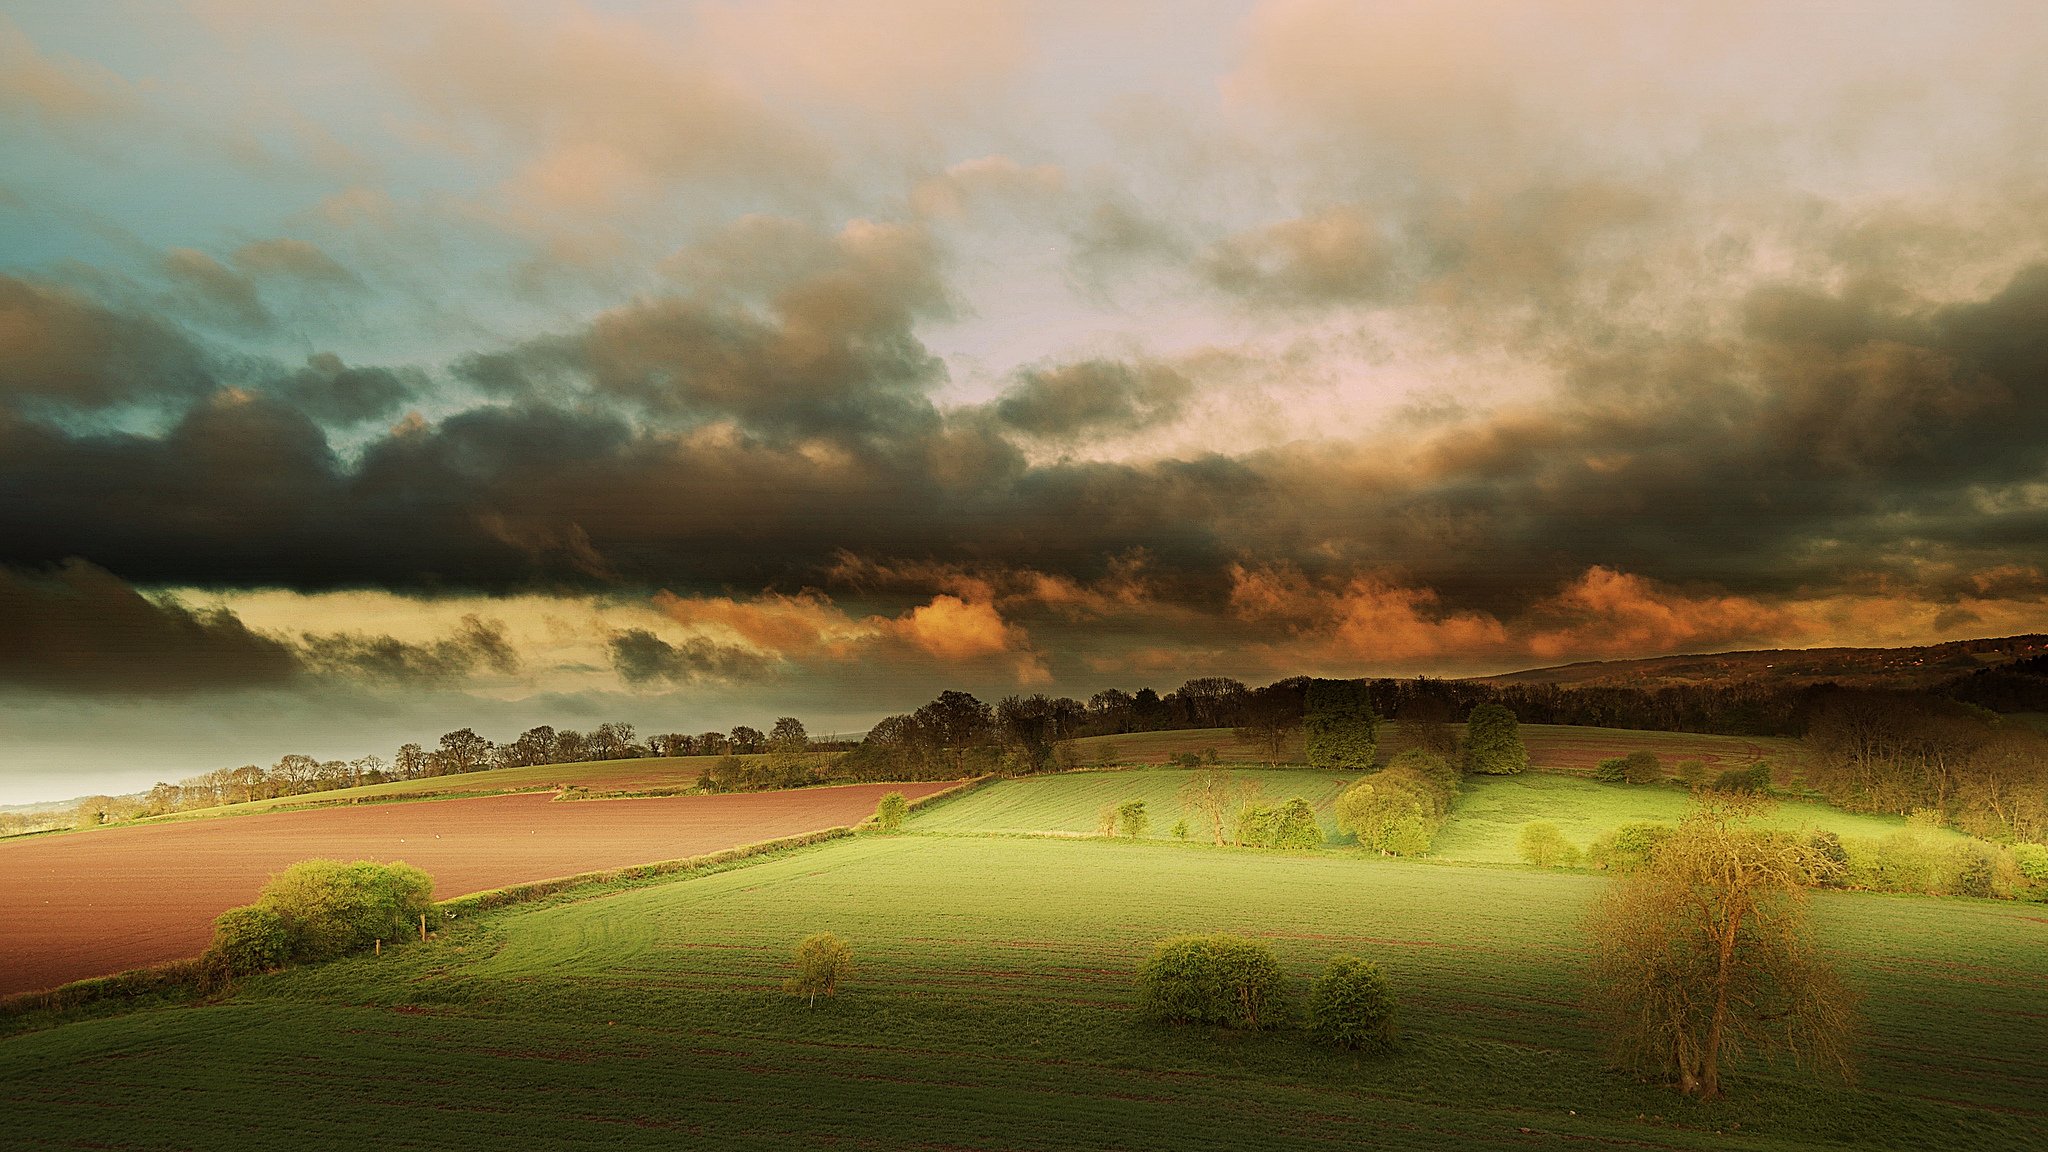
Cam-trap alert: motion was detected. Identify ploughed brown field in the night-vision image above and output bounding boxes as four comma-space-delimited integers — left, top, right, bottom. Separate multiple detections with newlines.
0, 781, 956, 998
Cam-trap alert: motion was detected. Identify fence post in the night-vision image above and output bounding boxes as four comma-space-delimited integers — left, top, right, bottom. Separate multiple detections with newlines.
419, 912, 427, 943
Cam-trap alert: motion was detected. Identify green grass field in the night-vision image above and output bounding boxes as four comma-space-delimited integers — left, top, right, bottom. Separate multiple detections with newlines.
1431, 775, 1968, 864
3, 834, 2040, 1150
905, 766, 1362, 840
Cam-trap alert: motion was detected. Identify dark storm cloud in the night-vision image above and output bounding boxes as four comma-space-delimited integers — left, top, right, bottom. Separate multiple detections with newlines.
272, 352, 419, 426
0, 273, 213, 408
608, 628, 770, 685
990, 359, 1190, 439
0, 559, 300, 694
299, 613, 520, 684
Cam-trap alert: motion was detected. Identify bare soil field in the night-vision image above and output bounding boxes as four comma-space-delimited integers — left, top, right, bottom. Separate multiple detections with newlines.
0, 781, 953, 998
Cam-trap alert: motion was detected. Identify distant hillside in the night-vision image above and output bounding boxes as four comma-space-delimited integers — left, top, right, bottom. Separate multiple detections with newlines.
1471, 634, 2048, 691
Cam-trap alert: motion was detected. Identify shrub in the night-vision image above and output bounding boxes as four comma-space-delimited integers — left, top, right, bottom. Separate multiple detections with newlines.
1843, 831, 1944, 894
1907, 807, 1947, 830
1462, 704, 1529, 775
1118, 799, 1151, 838
1950, 843, 1996, 898
1136, 935, 1286, 1029
1171, 751, 1203, 770
1518, 822, 1581, 868
207, 904, 293, 974
700, 754, 751, 793
1267, 798, 1324, 849
873, 791, 908, 834
262, 859, 436, 962
1593, 756, 1629, 784
1235, 803, 1279, 847
2014, 842, 2048, 884
1622, 751, 1662, 785
1170, 818, 1190, 840
1305, 678, 1378, 770
1804, 830, 1850, 887
1676, 759, 1708, 787
1336, 750, 1459, 855
1587, 822, 1675, 873
1710, 762, 1773, 794
1306, 954, 1397, 1052
785, 932, 853, 1006
1097, 804, 1121, 836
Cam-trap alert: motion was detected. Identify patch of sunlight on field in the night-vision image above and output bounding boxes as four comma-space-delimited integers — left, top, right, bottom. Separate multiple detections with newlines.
1433, 774, 1969, 864
903, 768, 1360, 841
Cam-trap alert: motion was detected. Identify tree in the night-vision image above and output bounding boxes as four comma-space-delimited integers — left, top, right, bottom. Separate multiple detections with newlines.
1177, 769, 1257, 845
785, 932, 853, 1006
1136, 935, 1285, 1029
1234, 695, 1300, 766
1307, 955, 1397, 1052
1117, 799, 1150, 838
728, 725, 766, 755
434, 728, 494, 774
873, 791, 909, 833
1305, 678, 1378, 769
1462, 704, 1529, 775
590, 721, 638, 759
1585, 795, 1857, 1100
1399, 694, 1460, 755
1518, 822, 1581, 868
768, 716, 809, 754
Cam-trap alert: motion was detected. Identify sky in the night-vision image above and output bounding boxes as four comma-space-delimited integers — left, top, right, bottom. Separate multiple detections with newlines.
4, 0, 2048, 802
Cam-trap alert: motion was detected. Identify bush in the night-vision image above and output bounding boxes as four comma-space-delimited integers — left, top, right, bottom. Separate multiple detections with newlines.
1306, 954, 1397, 1052
207, 904, 292, 974
873, 791, 908, 833
2014, 842, 2048, 884
1518, 822, 1581, 868
1170, 818, 1190, 840
1235, 803, 1279, 847
1171, 751, 1203, 770
1136, 935, 1286, 1029
1118, 799, 1150, 838
1267, 798, 1324, 849
261, 859, 436, 962
700, 755, 751, 793
1097, 803, 1121, 836
1805, 830, 1850, 887
1305, 678, 1378, 770
1676, 759, 1707, 787
1587, 822, 1675, 873
1622, 751, 1662, 785
1843, 831, 1944, 894
1710, 762, 1773, 795
785, 932, 853, 1006
1592, 756, 1628, 784
1336, 750, 1458, 855
1950, 843, 1996, 898
1462, 704, 1529, 775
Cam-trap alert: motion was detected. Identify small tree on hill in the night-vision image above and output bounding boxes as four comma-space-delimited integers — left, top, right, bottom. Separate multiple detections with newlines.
785, 932, 853, 1007
1585, 795, 1857, 1100
1305, 679, 1378, 770
1462, 704, 1529, 775
1118, 799, 1151, 838
1177, 769, 1256, 845
1137, 935, 1286, 1029
873, 791, 908, 833
1518, 822, 1581, 868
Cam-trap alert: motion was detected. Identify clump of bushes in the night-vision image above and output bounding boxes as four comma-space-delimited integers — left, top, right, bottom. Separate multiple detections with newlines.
1710, 762, 1773, 794
1336, 749, 1459, 855
1136, 935, 1286, 1029
1518, 822, 1582, 868
208, 859, 436, 974
1593, 751, 1661, 785
1587, 822, 1674, 873
873, 791, 908, 833
1236, 797, 1323, 849
785, 932, 853, 1006
700, 753, 823, 793
1306, 955, 1398, 1052
1462, 704, 1529, 775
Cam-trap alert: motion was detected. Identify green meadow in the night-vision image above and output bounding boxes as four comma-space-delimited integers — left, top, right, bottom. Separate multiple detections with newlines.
4, 828, 2043, 1150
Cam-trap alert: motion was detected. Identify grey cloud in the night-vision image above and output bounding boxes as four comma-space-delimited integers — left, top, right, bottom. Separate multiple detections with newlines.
0, 274, 213, 409
273, 352, 419, 426
609, 628, 771, 685
299, 614, 520, 685
991, 359, 1191, 439
160, 248, 271, 333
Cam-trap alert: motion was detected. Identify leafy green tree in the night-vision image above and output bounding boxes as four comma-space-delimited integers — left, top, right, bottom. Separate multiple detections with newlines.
1462, 704, 1528, 775
1266, 797, 1324, 849
1118, 799, 1150, 838
1518, 822, 1581, 868
1136, 935, 1286, 1029
785, 932, 853, 1007
1305, 678, 1378, 770
1307, 955, 1397, 1052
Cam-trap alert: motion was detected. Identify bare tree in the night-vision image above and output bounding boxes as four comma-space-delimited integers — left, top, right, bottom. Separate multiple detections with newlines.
1585, 794, 1857, 1100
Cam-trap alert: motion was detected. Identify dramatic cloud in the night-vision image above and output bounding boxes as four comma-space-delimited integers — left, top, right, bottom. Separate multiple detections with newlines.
299, 613, 520, 685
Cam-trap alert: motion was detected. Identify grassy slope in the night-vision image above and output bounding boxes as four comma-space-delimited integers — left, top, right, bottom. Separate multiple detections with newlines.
1432, 775, 1968, 864
905, 767, 1362, 840
2, 835, 2040, 1150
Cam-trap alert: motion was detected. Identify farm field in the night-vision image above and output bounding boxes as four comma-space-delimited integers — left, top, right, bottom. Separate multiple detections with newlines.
150, 754, 747, 822
904, 767, 1361, 840
1072, 723, 1801, 779
2, 834, 2041, 1150
1431, 775, 1968, 864
0, 781, 953, 998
